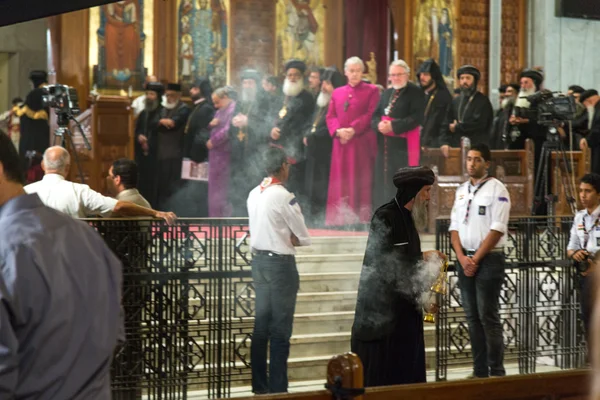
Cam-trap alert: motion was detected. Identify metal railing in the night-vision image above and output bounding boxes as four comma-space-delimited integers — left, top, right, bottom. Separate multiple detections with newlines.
435, 217, 586, 380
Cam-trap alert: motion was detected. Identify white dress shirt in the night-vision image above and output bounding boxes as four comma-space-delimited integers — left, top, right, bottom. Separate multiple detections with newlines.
567, 204, 600, 255
247, 183, 311, 255
448, 177, 511, 250
24, 174, 118, 218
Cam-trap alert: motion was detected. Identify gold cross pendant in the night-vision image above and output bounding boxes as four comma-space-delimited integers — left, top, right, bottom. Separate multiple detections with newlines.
237, 130, 246, 141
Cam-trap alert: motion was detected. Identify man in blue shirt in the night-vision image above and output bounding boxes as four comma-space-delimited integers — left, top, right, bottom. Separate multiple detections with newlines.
0, 131, 123, 399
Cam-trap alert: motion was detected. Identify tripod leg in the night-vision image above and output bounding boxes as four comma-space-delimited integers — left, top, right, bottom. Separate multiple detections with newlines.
63, 129, 86, 184
531, 143, 547, 215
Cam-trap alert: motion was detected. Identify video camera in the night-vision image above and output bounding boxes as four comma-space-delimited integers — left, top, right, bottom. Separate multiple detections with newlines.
41, 84, 80, 117
513, 90, 577, 126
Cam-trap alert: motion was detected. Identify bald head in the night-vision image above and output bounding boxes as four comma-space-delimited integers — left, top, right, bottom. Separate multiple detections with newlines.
146, 75, 158, 83
42, 146, 71, 176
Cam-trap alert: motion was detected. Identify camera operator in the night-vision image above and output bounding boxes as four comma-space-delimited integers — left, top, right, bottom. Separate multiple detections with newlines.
579, 90, 600, 174
507, 69, 547, 164
567, 173, 600, 341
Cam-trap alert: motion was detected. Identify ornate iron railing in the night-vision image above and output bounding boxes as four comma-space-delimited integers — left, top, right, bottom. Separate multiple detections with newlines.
435, 217, 586, 381
86, 218, 253, 399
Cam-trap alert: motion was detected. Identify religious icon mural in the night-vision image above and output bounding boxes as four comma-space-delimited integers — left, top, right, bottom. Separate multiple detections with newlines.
176, 0, 229, 91
275, 0, 325, 75
413, 0, 458, 85
90, 0, 153, 90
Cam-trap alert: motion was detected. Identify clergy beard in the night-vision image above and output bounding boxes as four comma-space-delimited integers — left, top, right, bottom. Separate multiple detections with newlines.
191, 93, 202, 102
515, 88, 535, 109
421, 79, 434, 91
241, 87, 257, 103
461, 83, 476, 96
164, 100, 178, 110
316, 91, 332, 108
145, 98, 159, 111
411, 196, 429, 232
283, 79, 304, 97
392, 82, 407, 90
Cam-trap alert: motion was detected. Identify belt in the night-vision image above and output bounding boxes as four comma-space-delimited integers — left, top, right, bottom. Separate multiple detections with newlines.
463, 248, 503, 257
252, 249, 294, 258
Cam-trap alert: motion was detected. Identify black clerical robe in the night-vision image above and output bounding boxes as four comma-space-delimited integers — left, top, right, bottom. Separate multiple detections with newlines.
421, 85, 452, 148
18, 87, 50, 181
371, 83, 425, 210
271, 89, 315, 199
303, 104, 331, 225
440, 91, 494, 147
585, 102, 600, 174
351, 199, 426, 387
154, 102, 191, 210
135, 106, 163, 207
229, 93, 272, 216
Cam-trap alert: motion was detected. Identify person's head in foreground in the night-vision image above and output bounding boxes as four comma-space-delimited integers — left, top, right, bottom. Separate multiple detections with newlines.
264, 147, 290, 183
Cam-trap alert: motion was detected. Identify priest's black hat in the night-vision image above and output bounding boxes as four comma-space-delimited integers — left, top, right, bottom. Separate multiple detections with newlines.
166, 83, 182, 92
146, 82, 165, 96
457, 65, 481, 82
29, 70, 47, 88
285, 59, 307, 74
520, 69, 544, 89
191, 78, 213, 99
568, 85, 585, 94
393, 166, 435, 206
321, 67, 346, 88
580, 89, 599, 104
417, 58, 446, 89
508, 83, 520, 93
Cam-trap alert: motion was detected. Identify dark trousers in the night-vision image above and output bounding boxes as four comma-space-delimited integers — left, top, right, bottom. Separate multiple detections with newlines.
456, 252, 506, 377
251, 253, 299, 394
579, 273, 593, 342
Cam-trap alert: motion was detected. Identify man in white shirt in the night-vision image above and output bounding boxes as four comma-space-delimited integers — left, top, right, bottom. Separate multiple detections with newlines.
246, 147, 311, 395
449, 143, 511, 378
567, 173, 600, 341
25, 146, 176, 223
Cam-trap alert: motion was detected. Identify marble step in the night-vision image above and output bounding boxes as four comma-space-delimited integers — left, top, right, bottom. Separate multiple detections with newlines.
298, 272, 361, 293
294, 234, 436, 255
295, 291, 357, 314
296, 253, 364, 273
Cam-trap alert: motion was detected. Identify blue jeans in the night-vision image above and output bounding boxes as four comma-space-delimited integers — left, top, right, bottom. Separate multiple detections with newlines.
251, 253, 299, 394
456, 252, 506, 377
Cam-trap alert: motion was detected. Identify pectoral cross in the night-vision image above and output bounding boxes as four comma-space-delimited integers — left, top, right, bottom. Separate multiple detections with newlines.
344, 94, 352, 112
237, 129, 246, 142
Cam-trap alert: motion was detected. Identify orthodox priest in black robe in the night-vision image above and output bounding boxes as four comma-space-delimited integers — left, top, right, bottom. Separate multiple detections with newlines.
135, 82, 164, 207
269, 59, 315, 202
17, 70, 50, 183
177, 79, 214, 217
417, 59, 452, 148
371, 62, 425, 211
155, 83, 191, 210
440, 65, 494, 150
351, 166, 443, 387
229, 69, 272, 216
303, 67, 346, 226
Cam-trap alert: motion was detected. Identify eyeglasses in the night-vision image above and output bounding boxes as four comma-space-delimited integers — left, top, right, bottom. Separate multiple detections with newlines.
286, 73, 302, 79
389, 73, 408, 78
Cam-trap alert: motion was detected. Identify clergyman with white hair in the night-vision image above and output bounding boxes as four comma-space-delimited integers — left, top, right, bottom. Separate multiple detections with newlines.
24, 146, 177, 223
371, 60, 425, 209
325, 56, 380, 228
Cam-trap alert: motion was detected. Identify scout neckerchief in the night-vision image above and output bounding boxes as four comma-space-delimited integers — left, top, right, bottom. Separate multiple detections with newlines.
582, 207, 600, 248
463, 175, 492, 224
458, 93, 476, 123
260, 176, 283, 193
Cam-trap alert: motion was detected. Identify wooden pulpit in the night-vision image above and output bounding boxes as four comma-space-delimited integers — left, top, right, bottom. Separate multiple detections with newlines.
66, 95, 134, 194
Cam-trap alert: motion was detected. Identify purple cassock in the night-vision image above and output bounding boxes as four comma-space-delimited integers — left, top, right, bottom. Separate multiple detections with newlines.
325, 81, 380, 226
208, 100, 236, 217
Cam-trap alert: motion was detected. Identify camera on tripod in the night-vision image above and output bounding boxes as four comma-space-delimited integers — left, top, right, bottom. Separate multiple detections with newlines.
41, 84, 80, 119
514, 90, 577, 127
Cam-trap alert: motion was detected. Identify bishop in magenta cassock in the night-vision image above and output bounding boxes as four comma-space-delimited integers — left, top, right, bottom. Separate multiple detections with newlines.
325, 57, 380, 227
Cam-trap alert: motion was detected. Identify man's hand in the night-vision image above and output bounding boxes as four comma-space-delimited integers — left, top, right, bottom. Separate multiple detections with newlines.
303, 137, 308, 146
449, 120, 457, 133
209, 118, 219, 128
206, 139, 213, 150
459, 255, 478, 277
159, 118, 175, 129
572, 249, 590, 263
423, 250, 447, 263
155, 211, 177, 225
232, 114, 248, 128
440, 145, 450, 158
347, 127, 356, 139
271, 127, 281, 140
138, 134, 148, 144
378, 120, 393, 134
580, 138, 589, 150
291, 234, 300, 247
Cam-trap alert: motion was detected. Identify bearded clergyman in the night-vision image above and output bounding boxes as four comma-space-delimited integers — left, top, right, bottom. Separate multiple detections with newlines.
351, 166, 446, 387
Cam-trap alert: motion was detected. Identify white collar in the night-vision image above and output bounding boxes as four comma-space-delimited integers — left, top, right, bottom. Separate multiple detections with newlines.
42, 173, 66, 182
585, 204, 600, 218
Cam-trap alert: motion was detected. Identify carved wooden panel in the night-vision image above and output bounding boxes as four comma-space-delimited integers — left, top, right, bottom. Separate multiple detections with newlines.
552, 149, 591, 215
458, 0, 489, 94
501, 0, 526, 85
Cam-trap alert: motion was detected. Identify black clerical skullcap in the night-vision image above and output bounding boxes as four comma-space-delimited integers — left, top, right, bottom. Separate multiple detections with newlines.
457, 65, 480, 81
240, 69, 261, 83
520, 69, 544, 89
146, 82, 165, 96
166, 83, 182, 92
393, 166, 435, 206
321, 67, 346, 89
29, 70, 47, 87
499, 84, 508, 93
508, 83, 520, 93
285, 59, 307, 74
580, 89, 599, 104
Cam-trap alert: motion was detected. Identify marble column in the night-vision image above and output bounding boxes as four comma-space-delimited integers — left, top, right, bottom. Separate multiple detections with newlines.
488, 0, 502, 108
